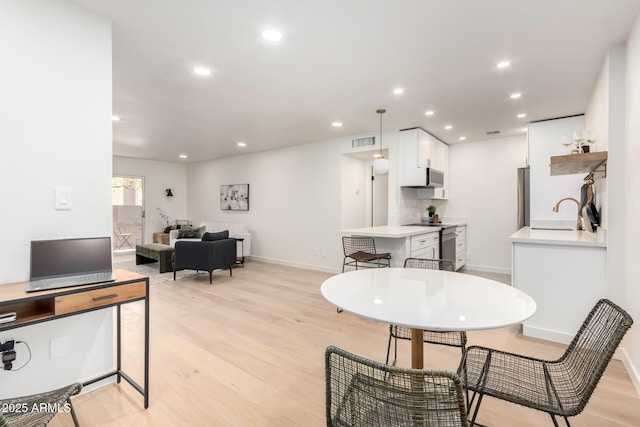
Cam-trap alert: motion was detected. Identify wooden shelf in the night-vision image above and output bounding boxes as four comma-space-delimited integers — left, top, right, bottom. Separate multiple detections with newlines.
550, 151, 607, 176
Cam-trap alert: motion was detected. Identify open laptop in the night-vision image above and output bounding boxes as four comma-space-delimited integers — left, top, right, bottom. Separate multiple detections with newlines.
26, 237, 116, 292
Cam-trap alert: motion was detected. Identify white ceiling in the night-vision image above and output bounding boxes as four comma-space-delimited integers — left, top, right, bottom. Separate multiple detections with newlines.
74, 0, 640, 163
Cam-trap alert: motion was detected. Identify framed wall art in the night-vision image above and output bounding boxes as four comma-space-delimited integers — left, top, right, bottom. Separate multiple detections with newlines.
220, 184, 249, 211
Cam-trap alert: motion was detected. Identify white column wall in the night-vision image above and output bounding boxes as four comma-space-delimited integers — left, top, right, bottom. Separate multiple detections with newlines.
0, 0, 113, 396
623, 14, 640, 393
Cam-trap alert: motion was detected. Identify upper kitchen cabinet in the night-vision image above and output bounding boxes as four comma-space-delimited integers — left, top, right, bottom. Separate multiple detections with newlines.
399, 128, 450, 199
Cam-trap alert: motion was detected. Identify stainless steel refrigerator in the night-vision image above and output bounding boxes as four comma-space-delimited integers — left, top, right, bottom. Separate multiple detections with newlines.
517, 167, 530, 229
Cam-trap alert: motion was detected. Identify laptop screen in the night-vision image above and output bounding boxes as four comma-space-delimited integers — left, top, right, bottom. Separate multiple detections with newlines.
30, 237, 113, 280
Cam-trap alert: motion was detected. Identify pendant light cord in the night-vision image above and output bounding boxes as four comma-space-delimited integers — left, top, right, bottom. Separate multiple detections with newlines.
377, 108, 386, 158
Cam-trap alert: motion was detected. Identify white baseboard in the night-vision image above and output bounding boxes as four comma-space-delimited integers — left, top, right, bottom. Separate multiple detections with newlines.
522, 325, 573, 345
249, 255, 341, 274
464, 263, 511, 275
619, 347, 640, 395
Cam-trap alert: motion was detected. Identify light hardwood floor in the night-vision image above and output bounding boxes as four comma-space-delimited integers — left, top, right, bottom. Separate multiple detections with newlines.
50, 261, 640, 426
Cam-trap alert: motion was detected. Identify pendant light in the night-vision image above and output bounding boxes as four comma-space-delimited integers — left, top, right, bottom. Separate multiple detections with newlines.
373, 108, 389, 175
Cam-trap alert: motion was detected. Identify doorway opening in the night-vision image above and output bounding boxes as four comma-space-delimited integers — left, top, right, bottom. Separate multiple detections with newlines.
340, 150, 388, 229
112, 176, 144, 253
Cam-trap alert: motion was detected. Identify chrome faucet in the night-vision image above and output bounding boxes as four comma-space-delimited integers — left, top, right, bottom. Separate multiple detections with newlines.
552, 197, 582, 230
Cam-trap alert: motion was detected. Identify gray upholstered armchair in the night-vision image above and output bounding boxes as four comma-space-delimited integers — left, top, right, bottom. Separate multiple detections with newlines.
173, 231, 237, 284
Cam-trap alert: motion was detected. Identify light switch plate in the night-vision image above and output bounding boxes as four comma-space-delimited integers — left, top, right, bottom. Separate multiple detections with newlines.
55, 187, 72, 210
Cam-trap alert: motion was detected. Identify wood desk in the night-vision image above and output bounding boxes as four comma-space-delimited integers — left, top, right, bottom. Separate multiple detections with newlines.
0, 269, 150, 408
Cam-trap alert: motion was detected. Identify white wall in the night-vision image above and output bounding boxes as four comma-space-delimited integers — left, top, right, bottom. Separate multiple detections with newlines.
446, 136, 528, 273
528, 116, 586, 225
340, 155, 370, 229
0, 0, 113, 396
113, 156, 188, 244
585, 44, 626, 304
623, 14, 640, 393
188, 139, 345, 272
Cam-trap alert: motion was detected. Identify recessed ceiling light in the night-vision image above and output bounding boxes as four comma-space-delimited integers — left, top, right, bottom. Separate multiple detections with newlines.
523, 127, 528, 132
179, 154, 188, 159
444, 125, 453, 130
393, 88, 404, 95
111, 115, 120, 121
237, 142, 247, 147
459, 136, 467, 141
425, 111, 435, 116
261, 28, 283, 42
373, 153, 382, 158
332, 122, 343, 127
517, 113, 527, 118
510, 93, 522, 99
193, 67, 211, 76
497, 60, 511, 68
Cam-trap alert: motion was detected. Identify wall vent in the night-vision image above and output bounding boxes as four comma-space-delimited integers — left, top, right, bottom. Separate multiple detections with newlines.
352, 136, 375, 148
486, 130, 501, 135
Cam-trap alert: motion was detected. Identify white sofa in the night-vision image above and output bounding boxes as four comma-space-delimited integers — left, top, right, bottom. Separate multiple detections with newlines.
169, 222, 251, 258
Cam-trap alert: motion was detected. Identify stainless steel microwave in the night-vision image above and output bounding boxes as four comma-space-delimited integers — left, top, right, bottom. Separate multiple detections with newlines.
426, 168, 444, 188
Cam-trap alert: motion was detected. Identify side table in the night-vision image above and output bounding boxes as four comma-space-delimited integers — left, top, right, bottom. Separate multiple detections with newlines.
235, 238, 245, 266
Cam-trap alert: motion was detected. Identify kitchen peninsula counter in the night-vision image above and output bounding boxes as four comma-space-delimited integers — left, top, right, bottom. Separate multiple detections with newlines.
338, 226, 440, 268
509, 227, 606, 247
338, 225, 441, 238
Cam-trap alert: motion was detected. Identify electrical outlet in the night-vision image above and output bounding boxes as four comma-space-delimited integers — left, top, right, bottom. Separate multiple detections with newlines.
50, 336, 69, 359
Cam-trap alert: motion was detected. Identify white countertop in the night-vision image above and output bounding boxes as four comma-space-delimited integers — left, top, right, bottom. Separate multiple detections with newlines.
337, 225, 440, 238
321, 268, 536, 331
338, 220, 467, 239
509, 227, 607, 248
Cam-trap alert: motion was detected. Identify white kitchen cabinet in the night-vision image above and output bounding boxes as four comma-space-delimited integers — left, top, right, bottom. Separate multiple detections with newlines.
510, 228, 606, 344
410, 232, 439, 259
455, 226, 466, 270
399, 128, 449, 200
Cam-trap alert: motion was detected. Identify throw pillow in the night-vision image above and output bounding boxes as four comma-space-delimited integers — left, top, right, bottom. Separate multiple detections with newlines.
201, 230, 229, 241
177, 226, 206, 239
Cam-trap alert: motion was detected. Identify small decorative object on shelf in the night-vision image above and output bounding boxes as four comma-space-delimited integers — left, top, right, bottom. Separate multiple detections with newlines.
427, 205, 436, 217
562, 130, 596, 154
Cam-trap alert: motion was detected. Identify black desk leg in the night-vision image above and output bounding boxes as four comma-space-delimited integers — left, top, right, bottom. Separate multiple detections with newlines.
144, 280, 150, 408
116, 304, 121, 383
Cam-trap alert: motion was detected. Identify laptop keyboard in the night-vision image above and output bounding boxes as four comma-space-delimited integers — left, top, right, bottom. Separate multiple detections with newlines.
28, 272, 116, 292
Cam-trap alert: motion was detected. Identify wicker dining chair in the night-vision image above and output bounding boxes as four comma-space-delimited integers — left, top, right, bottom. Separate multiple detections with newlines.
0, 382, 82, 427
457, 299, 633, 427
325, 345, 469, 427
341, 236, 391, 273
385, 258, 466, 366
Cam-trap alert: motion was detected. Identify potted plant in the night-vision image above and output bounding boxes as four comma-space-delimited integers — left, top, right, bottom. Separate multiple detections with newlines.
427, 205, 437, 217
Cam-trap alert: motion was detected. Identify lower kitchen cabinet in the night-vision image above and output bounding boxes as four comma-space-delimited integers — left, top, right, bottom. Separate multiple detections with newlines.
512, 241, 606, 344
410, 233, 439, 260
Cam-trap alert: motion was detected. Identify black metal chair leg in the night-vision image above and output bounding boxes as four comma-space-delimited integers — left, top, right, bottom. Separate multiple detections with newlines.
68, 398, 80, 427
551, 414, 560, 427
385, 326, 393, 365
470, 393, 484, 425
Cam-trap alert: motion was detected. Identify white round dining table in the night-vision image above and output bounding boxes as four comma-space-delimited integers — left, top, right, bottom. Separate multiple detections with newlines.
321, 268, 536, 369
